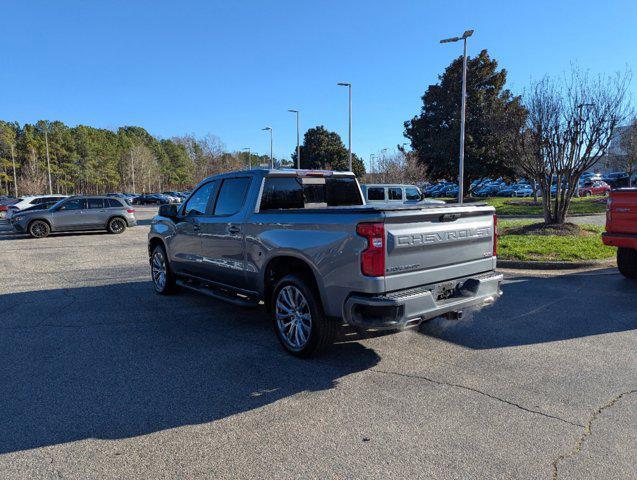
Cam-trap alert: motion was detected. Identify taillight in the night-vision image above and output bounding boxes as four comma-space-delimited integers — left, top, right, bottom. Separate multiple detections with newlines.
127, 209, 136, 214
493, 214, 498, 257
356, 222, 385, 277
0, 205, 7, 211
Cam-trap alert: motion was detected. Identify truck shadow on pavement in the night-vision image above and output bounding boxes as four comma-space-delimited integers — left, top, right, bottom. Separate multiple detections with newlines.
0, 281, 380, 455
419, 268, 637, 349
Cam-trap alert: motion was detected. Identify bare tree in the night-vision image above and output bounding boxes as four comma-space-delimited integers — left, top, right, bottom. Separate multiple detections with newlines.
518, 67, 632, 224
173, 134, 225, 182
128, 145, 159, 193
367, 151, 427, 185
619, 118, 637, 186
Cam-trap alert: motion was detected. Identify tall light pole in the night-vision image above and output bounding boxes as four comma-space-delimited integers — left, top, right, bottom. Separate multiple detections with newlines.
369, 154, 375, 176
242, 147, 251, 170
337, 82, 352, 171
441, 29, 474, 204
43, 123, 53, 194
10, 143, 18, 197
262, 127, 273, 168
288, 109, 300, 169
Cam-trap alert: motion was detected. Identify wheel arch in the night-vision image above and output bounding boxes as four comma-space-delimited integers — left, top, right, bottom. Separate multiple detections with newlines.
262, 255, 325, 312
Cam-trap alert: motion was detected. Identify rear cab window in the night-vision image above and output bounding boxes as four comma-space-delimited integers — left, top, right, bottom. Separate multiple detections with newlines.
259, 175, 363, 210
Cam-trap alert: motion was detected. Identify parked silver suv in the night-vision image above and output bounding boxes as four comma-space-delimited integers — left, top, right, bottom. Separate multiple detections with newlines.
10, 196, 137, 238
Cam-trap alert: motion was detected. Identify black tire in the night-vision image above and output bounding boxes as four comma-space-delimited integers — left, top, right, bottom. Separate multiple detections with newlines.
271, 274, 336, 357
617, 248, 637, 280
107, 217, 127, 234
584, 191, 591, 197
28, 220, 50, 238
150, 245, 178, 294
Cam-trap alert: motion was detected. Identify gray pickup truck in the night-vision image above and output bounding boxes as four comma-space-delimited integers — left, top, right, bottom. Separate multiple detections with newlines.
148, 169, 502, 356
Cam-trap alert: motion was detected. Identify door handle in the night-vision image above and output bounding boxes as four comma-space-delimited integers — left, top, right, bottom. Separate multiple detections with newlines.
228, 225, 241, 234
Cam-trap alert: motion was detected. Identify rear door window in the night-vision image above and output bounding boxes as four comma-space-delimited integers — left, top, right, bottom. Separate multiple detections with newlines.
366, 187, 385, 201
388, 187, 403, 200
87, 198, 105, 209
214, 177, 251, 216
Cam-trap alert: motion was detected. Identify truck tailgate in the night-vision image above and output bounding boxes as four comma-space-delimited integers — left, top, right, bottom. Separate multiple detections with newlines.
383, 206, 496, 292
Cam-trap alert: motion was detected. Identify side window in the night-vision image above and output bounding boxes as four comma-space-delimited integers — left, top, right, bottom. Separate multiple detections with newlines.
87, 198, 105, 209
405, 188, 421, 201
367, 187, 385, 201
260, 177, 304, 210
59, 198, 86, 211
184, 182, 216, 216
107, 198, 124, 208
388, 187, 403, 200
214, 177, 251, 216
30, 198, 44, 205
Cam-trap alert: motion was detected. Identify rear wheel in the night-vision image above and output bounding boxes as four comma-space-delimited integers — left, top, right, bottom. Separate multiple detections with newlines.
271, 274, 336, 357
617, 248, 637, 279
28, 220, 50, 238
107, 217, 127, 234
150, 245, 178, 294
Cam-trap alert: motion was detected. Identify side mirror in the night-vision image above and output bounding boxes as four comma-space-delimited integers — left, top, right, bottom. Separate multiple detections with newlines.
159, 204, 179, 218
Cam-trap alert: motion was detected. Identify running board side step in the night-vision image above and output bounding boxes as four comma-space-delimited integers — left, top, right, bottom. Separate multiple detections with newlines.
176, 280, 259, 308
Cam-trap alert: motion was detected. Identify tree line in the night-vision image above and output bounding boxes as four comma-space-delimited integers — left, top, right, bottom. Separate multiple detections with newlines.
0, 122, 273, 196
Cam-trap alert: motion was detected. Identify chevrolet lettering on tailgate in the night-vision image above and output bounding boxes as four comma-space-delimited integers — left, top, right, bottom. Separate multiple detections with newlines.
395, 226, 492, 247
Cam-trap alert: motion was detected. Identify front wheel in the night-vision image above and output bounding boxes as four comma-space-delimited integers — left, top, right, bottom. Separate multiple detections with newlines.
28, 220, 50, 238
617, 248, 637, 279
150, 245, 178, 294
271, 274, 336, 357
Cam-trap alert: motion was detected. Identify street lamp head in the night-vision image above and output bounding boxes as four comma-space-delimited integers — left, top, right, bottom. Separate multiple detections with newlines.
462, 30, 474, 39
337, 82, 351, 87
287, 109, 298, 113
440, 36, 460, 44
262, 126, 272, 131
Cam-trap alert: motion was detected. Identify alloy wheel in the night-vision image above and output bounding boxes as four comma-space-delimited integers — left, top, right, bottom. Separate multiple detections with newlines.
275, 285, 312, 351
151, 251, 167, 291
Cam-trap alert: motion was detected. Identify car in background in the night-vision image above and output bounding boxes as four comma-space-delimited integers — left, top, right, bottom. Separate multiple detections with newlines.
579, 180, 610, 197
10, 196, 137, 238
107, 193, 134, 205
602, 188, 637, 279
603, 172, 630, 189
2, 195, 68, 219
513, 185, 534, 197
498, 184, 526, 197
361, 184, 445, 205
162, 191, 186, 203
132, 194, 171, 205
474, 182, 505, 197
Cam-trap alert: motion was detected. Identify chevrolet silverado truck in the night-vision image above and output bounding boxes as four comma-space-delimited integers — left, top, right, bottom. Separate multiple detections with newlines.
603, 188, 637, 279
148, 169, 502, 356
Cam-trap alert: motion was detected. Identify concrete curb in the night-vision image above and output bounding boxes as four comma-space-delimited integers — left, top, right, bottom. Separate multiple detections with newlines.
498, 213, 605, 219
497, 258, 615, 270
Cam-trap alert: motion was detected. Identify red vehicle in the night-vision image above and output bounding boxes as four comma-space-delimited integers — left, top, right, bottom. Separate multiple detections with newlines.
579, 180, 610, 197
603, 189, 637, 278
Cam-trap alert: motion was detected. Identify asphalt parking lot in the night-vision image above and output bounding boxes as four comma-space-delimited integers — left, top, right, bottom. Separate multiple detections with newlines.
0, 208, 635, 480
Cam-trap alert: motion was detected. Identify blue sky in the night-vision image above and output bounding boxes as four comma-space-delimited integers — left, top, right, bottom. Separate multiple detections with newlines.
2, 0, 635, 168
